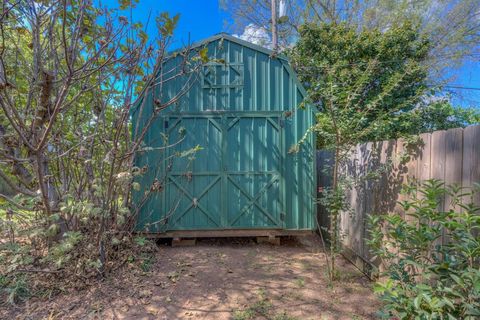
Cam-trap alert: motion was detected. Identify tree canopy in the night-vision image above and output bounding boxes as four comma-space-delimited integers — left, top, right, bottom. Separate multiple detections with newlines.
376, 98, 480, 139
290, 22, 431, 148
222, 0, 480, 88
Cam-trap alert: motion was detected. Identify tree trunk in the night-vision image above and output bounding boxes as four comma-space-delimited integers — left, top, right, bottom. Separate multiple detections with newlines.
329, 138, 340, 280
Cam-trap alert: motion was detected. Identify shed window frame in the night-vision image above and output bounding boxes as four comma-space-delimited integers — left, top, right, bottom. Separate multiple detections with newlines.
202, 62, 244, 89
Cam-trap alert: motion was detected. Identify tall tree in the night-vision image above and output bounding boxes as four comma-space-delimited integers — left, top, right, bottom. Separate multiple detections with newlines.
290, 21, 431, 279
221, 0, 480, 86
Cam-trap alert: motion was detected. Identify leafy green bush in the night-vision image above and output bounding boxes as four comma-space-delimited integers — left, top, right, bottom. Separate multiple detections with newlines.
0, 0, 199, 306
368, 180, 480, 319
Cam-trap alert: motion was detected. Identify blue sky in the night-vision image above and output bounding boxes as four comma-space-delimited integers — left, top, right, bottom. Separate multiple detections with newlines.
445, 60, 480, 107
111, 0, 480, 107
126, 0, 229, 48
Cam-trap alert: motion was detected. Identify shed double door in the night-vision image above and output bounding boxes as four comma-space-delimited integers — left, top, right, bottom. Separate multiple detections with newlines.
163, 113, 284, 230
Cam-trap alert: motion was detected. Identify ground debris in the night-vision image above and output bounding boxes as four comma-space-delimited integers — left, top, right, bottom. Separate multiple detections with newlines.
1, 236, 379, 320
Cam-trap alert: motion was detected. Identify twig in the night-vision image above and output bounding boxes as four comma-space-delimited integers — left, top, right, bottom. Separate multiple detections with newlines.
13, 268, 60, 274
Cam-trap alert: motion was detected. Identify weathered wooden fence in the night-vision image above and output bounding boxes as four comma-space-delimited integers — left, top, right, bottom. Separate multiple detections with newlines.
316, 124, 480, 274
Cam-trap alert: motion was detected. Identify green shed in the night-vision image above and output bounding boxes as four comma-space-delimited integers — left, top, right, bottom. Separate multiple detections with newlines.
131, 34, 316, 237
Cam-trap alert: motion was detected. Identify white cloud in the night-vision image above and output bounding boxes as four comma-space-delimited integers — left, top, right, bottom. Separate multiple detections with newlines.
233, 23, 272, 49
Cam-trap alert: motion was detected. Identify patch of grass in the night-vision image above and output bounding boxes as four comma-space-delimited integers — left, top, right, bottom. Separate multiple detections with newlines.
273, 312, 298, 320
139, 253, 154, 272
232, 289, 298, 320
337, 270, 358, 282
0, 274, 9, 287
3, 275, 30, 304
295, 277, 305, 288
232, 289, 272, 320
233, 307, 256, 320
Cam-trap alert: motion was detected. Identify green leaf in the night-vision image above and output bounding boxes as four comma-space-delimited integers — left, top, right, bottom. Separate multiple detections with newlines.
157, 12, 180, 37
139, 31, 148, 44
134, 236, 146, 246
132, 182, 141, 191
198, 47, 209, 63
413, 295, 422, 309
450, 274, 462, 285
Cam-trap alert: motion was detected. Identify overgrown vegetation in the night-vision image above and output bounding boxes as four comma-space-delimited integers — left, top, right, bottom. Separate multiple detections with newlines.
368, 180, 480, 319
0, 0, 204, 304
291, 21, 431, 280
290, 19, 479, 283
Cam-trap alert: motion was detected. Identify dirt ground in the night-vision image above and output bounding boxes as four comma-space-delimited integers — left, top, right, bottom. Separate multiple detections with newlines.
3, 236, 380, 320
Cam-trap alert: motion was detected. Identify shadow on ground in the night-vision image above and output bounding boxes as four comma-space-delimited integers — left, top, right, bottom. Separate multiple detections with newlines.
6, 236, 379, 320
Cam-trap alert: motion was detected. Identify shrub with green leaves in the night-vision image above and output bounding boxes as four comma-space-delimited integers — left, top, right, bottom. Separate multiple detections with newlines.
0, 0, 202, 305
368, 180, 480, 319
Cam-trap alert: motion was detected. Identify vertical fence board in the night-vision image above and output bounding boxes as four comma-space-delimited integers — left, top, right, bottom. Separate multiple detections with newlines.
340, 149, 350, 249
462, 126, 480, 238
380, 140, 398, 214
462, 126, 480, 205
393, 139, 406, 218
357, 144, 368, 260
363, 142, 376, 263
431, 130, 447, 211
405, 138, 420, 221
417, 133, 432, 182
372, 141, 385, 215
444, 128, 464, 211
349, 144, 362, 257
431, 130, 447, 246
406, 140, 419, 183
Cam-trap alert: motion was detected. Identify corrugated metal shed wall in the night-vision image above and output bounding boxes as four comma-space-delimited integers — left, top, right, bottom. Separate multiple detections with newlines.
132, 35, 315, 232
